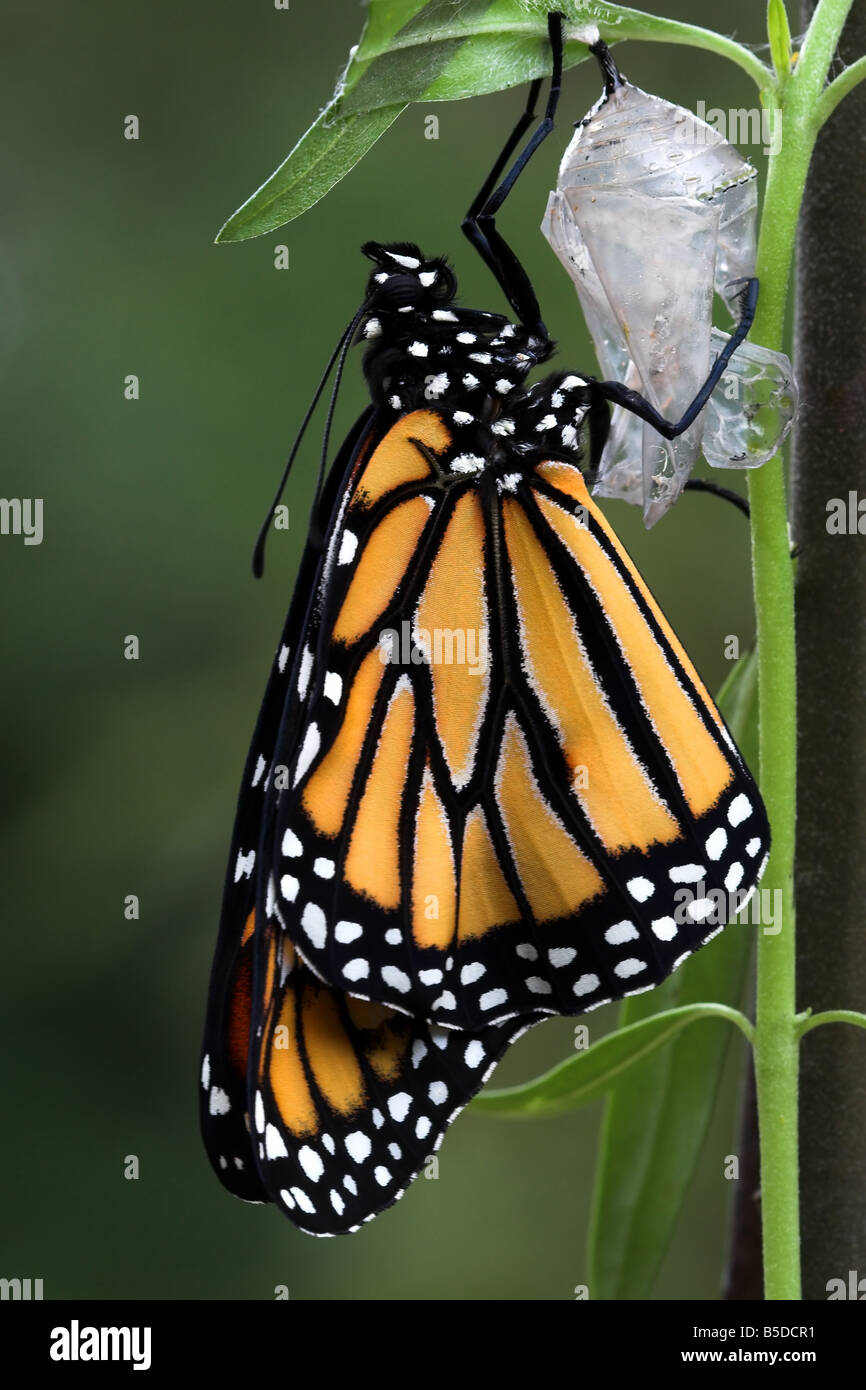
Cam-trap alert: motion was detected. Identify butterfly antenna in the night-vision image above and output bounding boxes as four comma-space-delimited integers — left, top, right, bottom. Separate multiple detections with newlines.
252, 301, 370, 578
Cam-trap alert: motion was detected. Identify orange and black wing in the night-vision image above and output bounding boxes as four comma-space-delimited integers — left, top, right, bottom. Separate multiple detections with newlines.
267, 414, 769, 1030
200, 408, 542, 1232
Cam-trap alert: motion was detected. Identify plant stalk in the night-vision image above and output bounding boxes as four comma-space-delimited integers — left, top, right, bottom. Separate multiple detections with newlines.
747, 0, 854, 1303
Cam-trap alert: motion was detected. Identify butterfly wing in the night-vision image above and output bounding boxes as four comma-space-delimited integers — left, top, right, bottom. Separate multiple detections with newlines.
269, 419, 769, 1030
246, 914, 538, 1235
199, 408, 378, 1202
201, 406, 543, 1231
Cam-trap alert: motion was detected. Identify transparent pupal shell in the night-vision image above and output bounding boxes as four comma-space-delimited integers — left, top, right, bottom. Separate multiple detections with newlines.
557, 79, 758, 308
702, 331, 799, 469
541, 76, 763, 522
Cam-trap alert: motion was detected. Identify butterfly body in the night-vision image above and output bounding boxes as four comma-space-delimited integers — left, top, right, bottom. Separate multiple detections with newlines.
200, 241, 769, 1235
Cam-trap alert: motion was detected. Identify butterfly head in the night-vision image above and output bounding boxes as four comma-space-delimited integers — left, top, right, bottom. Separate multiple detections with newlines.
359, 241, 553, 415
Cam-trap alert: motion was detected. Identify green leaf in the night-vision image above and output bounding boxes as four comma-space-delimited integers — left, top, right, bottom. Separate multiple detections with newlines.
585, 647, 760, 1299
339, 1, 771, 114
214, 0, 426, 242
215, 103, 404, 243
767, 0, 793, 85
474, 1004, 751, 1118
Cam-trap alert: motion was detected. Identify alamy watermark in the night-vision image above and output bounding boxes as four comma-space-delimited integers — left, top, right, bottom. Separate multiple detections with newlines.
676, 100, 783, 157
0, 498, 42, 545
379, 621, 488, 677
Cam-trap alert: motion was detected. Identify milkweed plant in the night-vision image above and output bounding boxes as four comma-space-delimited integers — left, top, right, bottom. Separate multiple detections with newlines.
215, 1, 866, 1300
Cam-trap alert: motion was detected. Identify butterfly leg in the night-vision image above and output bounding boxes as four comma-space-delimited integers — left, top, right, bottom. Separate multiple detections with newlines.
461, 10, 565, 335
590, 276, 760, 447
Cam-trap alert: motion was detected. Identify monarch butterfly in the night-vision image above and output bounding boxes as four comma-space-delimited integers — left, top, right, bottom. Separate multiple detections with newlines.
200, 16, 769, 1236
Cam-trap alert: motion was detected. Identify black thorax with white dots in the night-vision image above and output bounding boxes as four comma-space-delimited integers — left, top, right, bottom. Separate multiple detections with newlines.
359, 241, 594, 478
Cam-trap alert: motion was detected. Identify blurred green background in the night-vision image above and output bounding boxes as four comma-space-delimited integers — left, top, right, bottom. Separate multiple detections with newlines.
1, 0, 774, 1299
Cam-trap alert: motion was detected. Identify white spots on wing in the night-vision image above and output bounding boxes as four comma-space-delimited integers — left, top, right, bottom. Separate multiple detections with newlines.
277, 645, 290, 674
652, 916, 678, 941
301, 902, 327, 950
627, 876, 654, 903
746, 837, 761, 858
324, 670, 342, 705
335, 920, 362, 944
282, 828, 303, 858
456, 331, 476, 344
424, 372, 450, 399
516, 942, 538, 961
280, 1188, 296, 1210
574, 973, 600, 997
480, 988, 508, 1012
280, 873, 299, 903
460, 961, 485, 986
728, 793, 753, 827
298, 1146, 324, 1183
343, 958, 369, 982
419, 968, 442, 986
234, 849, 255, 882
382, 965, 411, 994
388, 1093, 412, 1123
464, 1040, 485, 1069
265, 1124, 288, 1159
453, 410, 474, 425
705, 827, 728, 861
496, 472, 522, 494
449, 454, 485, 475
408, 340, 428, 358
388, 1142, 401, 1161
605, 919, 639, 945
290, 1186, 315, 1215
411, 1039, 428, 1069
330, 1189, 345, 1215
526, 976, 553, 995
322, 1134, 335, 1155
293, 723, 320, 786
669, 863, 707, 884
687, 898, 714, 923
725, 861, 745, 892
209, 1086, 230, 1117
201, 1054, 210, 1090
535, 413, 558, 432
314, 857, 335, 879
549, 947, 576, 968
338, 530, 358, 566
345, 1131, 371, 1164
462, 373, 480, 389
374, 1166, 391, 1187
491, 418, 515, 436
343, 1174, 358, 1196
561, 424, 578, 449
254, 1091, 265, 1134
430, 1028, 449, 1050
614, 958, 647, 979
433, 990, 456, 1010
297, 645, 313, 699
415, 1115, 432, 1140
428, 1081, 448, 1105
495, 378, 514, 395
469, 351, 492, 365
385, 927, 402, 946
432, 309, 456, 323
252, 754, 266, 787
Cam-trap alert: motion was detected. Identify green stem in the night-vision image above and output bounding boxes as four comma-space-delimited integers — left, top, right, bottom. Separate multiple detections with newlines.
748, 0, 854, 1304
815, 53, 866, 125
798, 1010, 866, 1039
